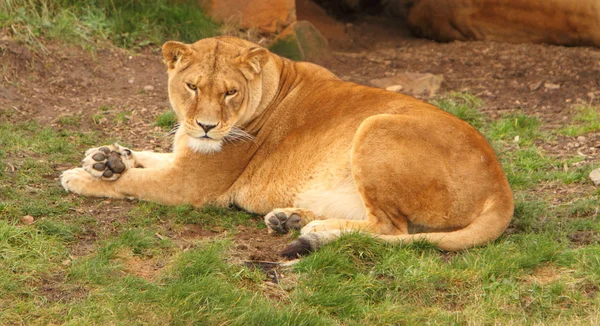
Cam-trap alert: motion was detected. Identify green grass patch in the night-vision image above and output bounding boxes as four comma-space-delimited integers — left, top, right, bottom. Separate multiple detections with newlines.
127, 202, 259, 229
559, 106, 600, 136
0, 0, 219, 49
434, 92, 486, 129
488, 112, 542, 146
155, 110, 178, 130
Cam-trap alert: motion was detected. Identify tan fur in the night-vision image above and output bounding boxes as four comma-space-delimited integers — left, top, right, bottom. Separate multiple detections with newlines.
61, 36, 514, 256
407, 0, 600, 47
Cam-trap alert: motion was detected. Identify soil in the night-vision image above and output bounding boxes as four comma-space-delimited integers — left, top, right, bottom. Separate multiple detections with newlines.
1, 2, 599, 265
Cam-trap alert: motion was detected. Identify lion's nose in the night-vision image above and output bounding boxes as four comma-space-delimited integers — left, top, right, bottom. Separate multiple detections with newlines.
196, 121, 218, 133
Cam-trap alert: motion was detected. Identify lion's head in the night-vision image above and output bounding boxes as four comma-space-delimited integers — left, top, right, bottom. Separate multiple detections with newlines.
162, 37, 270, 154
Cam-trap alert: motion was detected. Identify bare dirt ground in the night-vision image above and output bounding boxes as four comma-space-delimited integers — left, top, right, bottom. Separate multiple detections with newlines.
1, 4, 599, 262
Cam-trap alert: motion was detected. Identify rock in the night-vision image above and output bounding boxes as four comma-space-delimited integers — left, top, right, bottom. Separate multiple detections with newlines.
544, 82, 560, 90
21, 215, 34, 225
577, 136, 587, 142
197, 0, 296, 33
128, 78, 134, 84
370, 73, 444, 97
590, 168, 600, 186
143, 85, 154, 92
529, 81, 542, 91
268, 21, 330, 64
386, 85, 404, 92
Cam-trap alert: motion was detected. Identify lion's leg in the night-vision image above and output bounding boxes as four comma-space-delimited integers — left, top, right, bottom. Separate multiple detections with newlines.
61, 165, 199, 206
264, 208, 325, 234
131, 150, 174, 169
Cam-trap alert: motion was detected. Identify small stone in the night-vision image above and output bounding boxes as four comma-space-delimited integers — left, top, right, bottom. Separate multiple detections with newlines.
529, 81, 542, 91
128, 78, 134, 84
21, 215, 34, 225
544, 82, 560, 90
590, 168, 600, 186
577, 136, 586, 142
143, 85, 154, 92
371, 73, 444, 97
386, 85, 404, 92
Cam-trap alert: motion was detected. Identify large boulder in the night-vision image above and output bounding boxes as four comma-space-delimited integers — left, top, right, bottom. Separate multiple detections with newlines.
268, 21, 331, 63
197, 0, 296, 33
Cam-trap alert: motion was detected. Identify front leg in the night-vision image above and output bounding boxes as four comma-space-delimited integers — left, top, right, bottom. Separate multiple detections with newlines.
61, 166, 199, 206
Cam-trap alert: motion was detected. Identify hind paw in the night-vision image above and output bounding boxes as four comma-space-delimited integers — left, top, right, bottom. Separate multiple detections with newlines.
264, 209, 305, 234
82, 144, 135, 181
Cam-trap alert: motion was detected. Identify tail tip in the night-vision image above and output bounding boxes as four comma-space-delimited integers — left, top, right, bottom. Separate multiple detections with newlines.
280, 237, 313, 259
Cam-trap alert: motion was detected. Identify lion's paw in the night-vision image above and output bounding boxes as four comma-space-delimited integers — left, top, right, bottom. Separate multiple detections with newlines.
82, 144, 134, 181
264, 209, 303, 234
61, 167, 99, 195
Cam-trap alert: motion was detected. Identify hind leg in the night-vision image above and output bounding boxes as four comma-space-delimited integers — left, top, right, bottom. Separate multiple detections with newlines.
280, 113, 492, 258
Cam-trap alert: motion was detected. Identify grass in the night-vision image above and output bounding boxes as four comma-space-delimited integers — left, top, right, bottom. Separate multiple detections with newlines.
0, 0, 219, 49
155, 110, 177, 130
559, 106, 600, 136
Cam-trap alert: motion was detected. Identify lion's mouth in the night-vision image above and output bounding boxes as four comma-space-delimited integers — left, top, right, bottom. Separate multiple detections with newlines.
187, 136, 223, 154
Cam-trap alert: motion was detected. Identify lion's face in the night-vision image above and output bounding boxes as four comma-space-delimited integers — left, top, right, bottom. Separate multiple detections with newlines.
162, 37, 269, 154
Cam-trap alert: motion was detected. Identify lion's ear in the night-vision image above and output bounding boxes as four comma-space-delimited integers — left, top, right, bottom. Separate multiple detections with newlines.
162, 41, 191, 69
236, 47, 269, 79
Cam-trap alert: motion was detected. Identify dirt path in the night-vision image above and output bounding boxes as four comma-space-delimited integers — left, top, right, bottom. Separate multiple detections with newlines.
1, 8, 599, 261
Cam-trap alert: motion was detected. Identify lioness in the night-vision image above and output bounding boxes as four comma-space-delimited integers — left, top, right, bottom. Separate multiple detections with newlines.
61, 36, 514, 258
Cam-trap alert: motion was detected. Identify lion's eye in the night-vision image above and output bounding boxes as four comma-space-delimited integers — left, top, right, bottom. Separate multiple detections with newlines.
186, 83, 197, 91
225, 89, 237, 96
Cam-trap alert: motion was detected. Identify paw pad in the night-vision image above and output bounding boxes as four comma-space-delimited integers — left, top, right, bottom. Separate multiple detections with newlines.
265, 211, 302, 234
82, 144, 134, 181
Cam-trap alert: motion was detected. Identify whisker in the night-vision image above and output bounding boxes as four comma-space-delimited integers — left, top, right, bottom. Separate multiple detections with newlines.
225, 126, 256, 144
168, 123, 181, 136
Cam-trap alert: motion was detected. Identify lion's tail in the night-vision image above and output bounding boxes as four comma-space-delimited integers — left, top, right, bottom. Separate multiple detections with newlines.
383, 198, 513, 251
380, 203, 512, 251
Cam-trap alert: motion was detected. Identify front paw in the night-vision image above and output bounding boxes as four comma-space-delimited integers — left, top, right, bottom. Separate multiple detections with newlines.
61, 167, 101, 195
82, 144, 134, 181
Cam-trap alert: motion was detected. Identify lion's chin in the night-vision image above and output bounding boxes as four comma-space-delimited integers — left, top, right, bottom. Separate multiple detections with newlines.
187, 137, 223, 154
